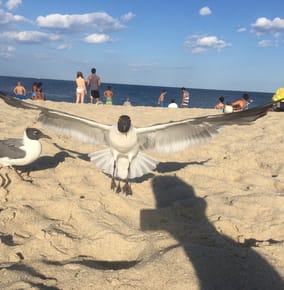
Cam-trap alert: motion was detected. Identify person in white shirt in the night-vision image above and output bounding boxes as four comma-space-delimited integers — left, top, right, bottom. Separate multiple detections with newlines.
168, 99, 178, 108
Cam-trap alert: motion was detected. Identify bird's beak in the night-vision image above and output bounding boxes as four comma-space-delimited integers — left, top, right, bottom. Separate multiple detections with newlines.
42, 133, 52, 139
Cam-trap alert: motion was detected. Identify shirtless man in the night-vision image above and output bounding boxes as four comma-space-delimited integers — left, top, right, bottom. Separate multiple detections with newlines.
13, 81, 27, 99
157, 90, 167, 107
231, 93, 249, 111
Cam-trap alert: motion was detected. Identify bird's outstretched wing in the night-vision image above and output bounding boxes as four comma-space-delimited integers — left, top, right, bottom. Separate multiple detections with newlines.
0, 92, 111, 145
38, 110, 111, 145
137, 103, 272, 153
0, 91, 44, 110
0, 138, 26, 158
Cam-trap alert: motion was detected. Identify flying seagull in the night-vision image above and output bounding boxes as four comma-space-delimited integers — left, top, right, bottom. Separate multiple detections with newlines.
0, 92, 272, 195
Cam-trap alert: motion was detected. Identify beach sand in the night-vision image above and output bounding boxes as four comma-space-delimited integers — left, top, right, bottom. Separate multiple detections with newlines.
0, 100, 284, 289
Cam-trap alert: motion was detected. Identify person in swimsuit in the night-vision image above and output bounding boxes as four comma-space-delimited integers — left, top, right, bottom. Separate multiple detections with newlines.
75, 71, 87, 104
230, 93, 249, 111
104, 86, 113, 105
214, 97, 225, 109
33, 82, 45, 101
157, 90, 167, 107
180, 87, 190, 108
13, 81, 27, 99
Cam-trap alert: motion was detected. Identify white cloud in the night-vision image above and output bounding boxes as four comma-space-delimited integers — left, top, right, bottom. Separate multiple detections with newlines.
84, 33, 111, 43
0, 30, 61, 43
184, 35, 231, 53
129, 62, 159, 71
0, 8, 27, 25
0, 44, 15, 58
121, 12, 135, 22
36, 12, 132, 33
252, 17, 284, 35
237, 27, 246, 33
6, 0, 22, 10
56, 44, 71, 50
258, 39, 279, 47
199, 6, 212, 16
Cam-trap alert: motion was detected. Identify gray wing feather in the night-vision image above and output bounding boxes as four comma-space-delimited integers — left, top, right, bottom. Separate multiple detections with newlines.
137, 103, 272, 153
38, 110, 111, 145
0, 138, 26, 158
0, 92, 111, 145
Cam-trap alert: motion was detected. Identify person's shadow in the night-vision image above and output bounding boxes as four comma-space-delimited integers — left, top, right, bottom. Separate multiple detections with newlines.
140, 176, 284, 290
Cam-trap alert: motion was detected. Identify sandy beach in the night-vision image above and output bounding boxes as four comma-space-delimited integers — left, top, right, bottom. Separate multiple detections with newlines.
0, 99, 284, 289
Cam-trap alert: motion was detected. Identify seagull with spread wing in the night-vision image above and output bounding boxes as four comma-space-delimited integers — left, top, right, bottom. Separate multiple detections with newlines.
0, 92, 272, 195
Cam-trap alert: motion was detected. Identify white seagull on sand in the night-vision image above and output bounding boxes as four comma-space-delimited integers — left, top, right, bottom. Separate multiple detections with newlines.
0, 127, 50, 167
0, 92, 272, 195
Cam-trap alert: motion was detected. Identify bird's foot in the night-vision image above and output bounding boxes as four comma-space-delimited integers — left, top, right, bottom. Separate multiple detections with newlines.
116, 182, 122, 194
123, 183, 132, 196
111, 179, 116, 190
0, 173, 11, 190
14, 170, 33, 183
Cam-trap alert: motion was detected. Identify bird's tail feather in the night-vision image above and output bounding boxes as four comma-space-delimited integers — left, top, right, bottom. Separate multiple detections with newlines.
89, 149, 114, 176
129, 152, 158, 179
88, 149, 158, 179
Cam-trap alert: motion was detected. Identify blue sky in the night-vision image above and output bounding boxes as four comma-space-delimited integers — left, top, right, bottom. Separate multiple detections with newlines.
0, 0, 284, 92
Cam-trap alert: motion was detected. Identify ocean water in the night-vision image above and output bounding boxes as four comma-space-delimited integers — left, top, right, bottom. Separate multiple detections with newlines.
0, 75, 273, 109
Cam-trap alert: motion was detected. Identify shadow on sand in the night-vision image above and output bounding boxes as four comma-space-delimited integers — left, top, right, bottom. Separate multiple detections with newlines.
140, 175, 284, 290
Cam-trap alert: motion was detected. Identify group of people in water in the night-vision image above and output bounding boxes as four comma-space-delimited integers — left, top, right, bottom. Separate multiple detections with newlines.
12, 73, 284, 112
13, 81, 45, 100
157, 87, 189, 108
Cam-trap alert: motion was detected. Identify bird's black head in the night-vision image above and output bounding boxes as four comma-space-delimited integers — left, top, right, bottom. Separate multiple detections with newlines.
25, 128, 51, 140
117, 115, 131, 133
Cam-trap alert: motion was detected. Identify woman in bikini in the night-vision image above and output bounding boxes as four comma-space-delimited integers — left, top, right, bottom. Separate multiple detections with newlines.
75, 71, 87, 104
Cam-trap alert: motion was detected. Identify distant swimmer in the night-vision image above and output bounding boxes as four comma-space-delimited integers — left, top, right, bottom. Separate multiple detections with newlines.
157, 90, 167, 107
104, 86, 113, 105
13, 81, 27, 100
123, 98, 132, 106
180, 87, 190, 108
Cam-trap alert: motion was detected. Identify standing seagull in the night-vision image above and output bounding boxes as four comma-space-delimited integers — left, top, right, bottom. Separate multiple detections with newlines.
0, 92, 272, 195
0, 128, 50, 186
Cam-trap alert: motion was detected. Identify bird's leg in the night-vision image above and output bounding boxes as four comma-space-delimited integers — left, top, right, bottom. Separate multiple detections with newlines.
14, 168, 33, 183
0, 173, 5, 188
111, 161, 117, 190
3, 173, 11, 190
116, 181, 122, 194
122, 164, 132, 196
0, 173, 11, 191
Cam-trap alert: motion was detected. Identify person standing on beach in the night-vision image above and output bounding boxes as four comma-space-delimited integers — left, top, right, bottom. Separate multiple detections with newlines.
104, 85, 113, 105
157, 90, 167, 107
13, 81, 27, 99
75, 71, 87, 103
180, 87, 190, 108
87, 68, 101, 104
